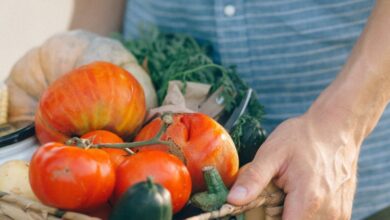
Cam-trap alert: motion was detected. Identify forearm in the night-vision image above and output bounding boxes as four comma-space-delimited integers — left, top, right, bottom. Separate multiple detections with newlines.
308, 0, 390, 145
68, 0, 126, 36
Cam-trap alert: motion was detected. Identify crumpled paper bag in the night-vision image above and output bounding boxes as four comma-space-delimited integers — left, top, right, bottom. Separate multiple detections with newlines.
147, 81, 225, 120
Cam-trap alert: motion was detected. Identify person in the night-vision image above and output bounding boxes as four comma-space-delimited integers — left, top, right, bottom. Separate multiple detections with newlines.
71, 0, 389, 219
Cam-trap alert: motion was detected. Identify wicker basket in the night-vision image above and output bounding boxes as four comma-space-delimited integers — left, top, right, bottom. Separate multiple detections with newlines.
0, 192, 98, 220
187, 183, 284, 220
0, 183, 284, 220
0, 67, 285, 219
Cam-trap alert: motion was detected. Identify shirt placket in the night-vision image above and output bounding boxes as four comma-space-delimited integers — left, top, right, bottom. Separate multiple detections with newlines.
214, 0, 251, 76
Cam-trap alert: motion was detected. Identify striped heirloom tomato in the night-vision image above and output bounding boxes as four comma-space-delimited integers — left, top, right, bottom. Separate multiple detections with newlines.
35, 61, 146, 144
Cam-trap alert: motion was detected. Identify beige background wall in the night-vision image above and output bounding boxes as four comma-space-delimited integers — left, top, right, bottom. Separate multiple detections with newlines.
0, 0, 74, 82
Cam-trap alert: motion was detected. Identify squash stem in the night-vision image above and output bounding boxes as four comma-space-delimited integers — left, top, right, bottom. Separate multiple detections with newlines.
146, 176, 156, 190
203, 166, 228, 194
190, 166, 228, 212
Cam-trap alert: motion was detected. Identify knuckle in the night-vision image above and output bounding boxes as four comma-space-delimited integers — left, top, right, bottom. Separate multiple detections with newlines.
327, 207, 341, 220
241, 163, 263, 184
238, 163, 250, 174
340, 205, 353, 220
339, 213, 350, 220
306, 191, 324, 213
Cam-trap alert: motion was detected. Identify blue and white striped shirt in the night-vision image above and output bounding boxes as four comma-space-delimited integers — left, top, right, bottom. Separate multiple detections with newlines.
123, 1, 389, 219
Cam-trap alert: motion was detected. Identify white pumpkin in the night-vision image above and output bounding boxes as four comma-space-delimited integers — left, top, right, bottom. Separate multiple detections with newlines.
6, 29, 157, 124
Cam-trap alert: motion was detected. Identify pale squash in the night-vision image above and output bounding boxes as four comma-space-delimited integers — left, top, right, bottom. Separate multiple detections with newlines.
6, 30, 157, 124
0, 160, 38, 201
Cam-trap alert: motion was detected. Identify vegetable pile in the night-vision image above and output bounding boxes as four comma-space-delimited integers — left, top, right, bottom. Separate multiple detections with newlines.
2, 29, 269, 220
118, 30, 267, 165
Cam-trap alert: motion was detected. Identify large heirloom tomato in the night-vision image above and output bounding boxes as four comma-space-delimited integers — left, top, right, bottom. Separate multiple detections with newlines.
134, 113, 239, 192
29, 142, 115, 211
35, 61, 146, 144
114, 151, 191, 214
81, 130, 127, 169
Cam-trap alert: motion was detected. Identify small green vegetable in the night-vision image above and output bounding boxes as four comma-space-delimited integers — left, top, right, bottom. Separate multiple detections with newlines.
191, 166, 228, 212
110, 177, 172, 220
231, 114, 267, 166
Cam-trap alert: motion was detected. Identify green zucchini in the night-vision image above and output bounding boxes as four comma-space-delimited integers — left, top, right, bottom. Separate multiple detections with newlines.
110, 177, 172, 220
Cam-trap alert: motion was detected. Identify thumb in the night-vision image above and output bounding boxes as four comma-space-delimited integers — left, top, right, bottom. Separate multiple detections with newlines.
227, 145, 284, 205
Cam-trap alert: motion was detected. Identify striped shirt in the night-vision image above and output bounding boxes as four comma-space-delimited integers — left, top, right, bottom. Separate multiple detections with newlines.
123, 0, 389, 219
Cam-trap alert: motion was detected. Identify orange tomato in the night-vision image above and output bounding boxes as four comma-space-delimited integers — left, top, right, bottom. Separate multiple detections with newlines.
134, 113, 239, 192
114, 151, 191, 213
29, 142, 115, 211
35, 61, 146, 144
81, 130, 127, 169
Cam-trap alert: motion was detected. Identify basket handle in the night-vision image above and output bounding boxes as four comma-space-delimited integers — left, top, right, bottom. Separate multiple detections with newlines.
185, 183, 285, 220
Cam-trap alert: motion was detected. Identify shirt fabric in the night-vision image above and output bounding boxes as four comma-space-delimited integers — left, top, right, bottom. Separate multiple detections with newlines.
123, 0, 390, 219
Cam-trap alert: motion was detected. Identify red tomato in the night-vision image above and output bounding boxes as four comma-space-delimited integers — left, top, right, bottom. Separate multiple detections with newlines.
29, 142, 115, 211
81, 130, 127, 169
114, 151, 191, 213
35, 61, 146, 144
134, 113, 239, 192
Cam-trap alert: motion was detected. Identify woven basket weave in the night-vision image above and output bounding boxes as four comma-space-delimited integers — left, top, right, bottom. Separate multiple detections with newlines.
187, 183, 284, 220
0, 183, 284, 220
0, 192, 98, 220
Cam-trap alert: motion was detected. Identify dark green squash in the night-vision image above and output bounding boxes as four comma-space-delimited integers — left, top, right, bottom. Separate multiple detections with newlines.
110, 177, 172, 220
231, 114, 267, 166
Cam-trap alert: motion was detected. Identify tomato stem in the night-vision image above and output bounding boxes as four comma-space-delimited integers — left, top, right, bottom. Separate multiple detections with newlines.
124, 148, 135, 155
93, 113, 174, 150
93, 139, 173, 149
65, 113, 187, 161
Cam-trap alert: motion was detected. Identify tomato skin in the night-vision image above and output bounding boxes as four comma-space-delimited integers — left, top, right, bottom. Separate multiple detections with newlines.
135, 113, 239, 192
29, 142, 116, 211
35, 61, 146, 144
81, 130, 127, 169
114, 151, 192, 214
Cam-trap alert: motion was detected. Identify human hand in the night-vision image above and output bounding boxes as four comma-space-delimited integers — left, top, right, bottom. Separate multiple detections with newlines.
227, 111, 360, 220
226, 2, 390, 218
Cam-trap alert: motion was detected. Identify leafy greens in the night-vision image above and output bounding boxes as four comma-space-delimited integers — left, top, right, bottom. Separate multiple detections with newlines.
116, 29, 267, 165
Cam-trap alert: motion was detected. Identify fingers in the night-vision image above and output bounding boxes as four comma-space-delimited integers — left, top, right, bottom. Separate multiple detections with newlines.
282, 190, 303, 220
227, 144, 286, 205
282, 180, 325, 220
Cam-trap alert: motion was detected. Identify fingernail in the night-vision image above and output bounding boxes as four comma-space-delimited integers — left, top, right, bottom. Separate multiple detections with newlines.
228, 186, 248, 201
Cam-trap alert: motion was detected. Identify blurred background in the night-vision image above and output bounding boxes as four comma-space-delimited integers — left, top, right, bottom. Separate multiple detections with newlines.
0, 1, 73, 82
0, 0, 125, 82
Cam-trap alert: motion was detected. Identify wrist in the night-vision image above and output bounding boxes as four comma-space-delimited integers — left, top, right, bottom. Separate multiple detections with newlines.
306, 1, 390, 146
307, 60, 388, 146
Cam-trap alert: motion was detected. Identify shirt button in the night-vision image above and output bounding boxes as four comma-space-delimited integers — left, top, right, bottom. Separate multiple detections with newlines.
224, 5, 236, 17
